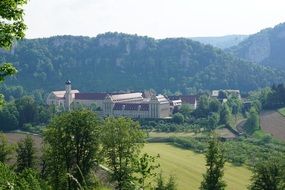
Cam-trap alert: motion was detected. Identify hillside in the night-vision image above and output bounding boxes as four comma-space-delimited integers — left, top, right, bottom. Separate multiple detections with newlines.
260, 111, 285, 141
228, 22, 285, 70
0, 33, 284, 93
191, 35, 248, 49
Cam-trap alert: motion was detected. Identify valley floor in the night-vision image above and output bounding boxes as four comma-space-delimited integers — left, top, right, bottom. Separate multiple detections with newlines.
143, 143, 251, 190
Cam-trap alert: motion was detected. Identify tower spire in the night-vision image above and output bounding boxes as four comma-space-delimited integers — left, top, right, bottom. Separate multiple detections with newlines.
64, 80, 72, 111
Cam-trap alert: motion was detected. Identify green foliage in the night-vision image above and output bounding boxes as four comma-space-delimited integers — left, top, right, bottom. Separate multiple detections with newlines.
0, 64, 17, 107
244, 108, 260, 135
15, 96, 38, 127
0, 0, 27, 49
1, 33, 284, 93
154, 173, 177, 190
172, 113, 184, 124
207, 113, 219, 130
44, 109, 101, 190
135, 153, 160, 189
171, 137, 207, 153
0, 102, 19, 131
194, 95, 210, 118
0, 132, 13, 163
0, 0, 27, 107
16, 136, 36, 173
278, 107, 285, 117
249, 87, 272, 108
249, 158, 285, 190
16, 169, 43, 190
265, 84, 285, 109
0, 95, 55, 132
229, 23, 285, 71
219, 104, 231, 126
200, 136, 226, 190
101, 117, 145, 190
0, 162, 45, 190
0, 63, 17, 83
209, 98, 222, 113
0, 162, 17, 189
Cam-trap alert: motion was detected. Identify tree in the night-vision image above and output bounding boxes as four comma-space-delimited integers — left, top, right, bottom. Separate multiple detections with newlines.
244, 108, 259, 135
155, 173, 177, 190
207, 113, 219, 131
16, 135, 36, 172
15, 96, 38, 128
219, 104, 231, 126
200, 136, 226, 190
172, 112, 185, 124
194, 95, 210, 118
101, 117, 145, 190
0, 0, 28, 107
0, 102, 19, 131
44, 109, 101, 190
179, 104, 193, 117
209, 98, 221, 113
0, 162, 45, 190
135, 153, 160, 189
249, 159, 285, 190
0, 132, 13, 163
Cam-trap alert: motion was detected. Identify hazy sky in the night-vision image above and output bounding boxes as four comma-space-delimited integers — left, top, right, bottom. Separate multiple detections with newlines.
24, 0, 285, 39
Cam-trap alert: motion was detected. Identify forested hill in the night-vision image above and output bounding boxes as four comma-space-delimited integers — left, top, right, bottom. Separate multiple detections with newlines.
228, 22, 285, 70
0, 33, 284, 93
191, 35, 248, 49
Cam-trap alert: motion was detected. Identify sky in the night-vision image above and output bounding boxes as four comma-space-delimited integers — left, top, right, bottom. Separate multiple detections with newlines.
24, 0, 285, 39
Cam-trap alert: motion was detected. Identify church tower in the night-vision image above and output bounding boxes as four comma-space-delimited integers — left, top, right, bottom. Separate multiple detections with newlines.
64, 80, 72, 111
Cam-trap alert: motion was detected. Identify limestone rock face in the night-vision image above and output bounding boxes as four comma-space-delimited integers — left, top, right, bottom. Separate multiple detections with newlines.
228, 22, 285, 70
246, 35, 270, 63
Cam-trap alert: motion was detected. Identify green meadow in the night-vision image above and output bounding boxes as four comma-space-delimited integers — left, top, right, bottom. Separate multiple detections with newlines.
144, 143, 251, 190
278, 107, 285, 117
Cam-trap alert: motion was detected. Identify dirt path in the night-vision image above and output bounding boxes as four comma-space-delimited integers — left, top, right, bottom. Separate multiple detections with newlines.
236, 120, 246, 133
260, 111, 285, 141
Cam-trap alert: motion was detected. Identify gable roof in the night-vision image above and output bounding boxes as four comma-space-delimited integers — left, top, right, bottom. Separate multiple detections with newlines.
113, 103, 149, 111
110, 93, 143, 102
168, 95, 197, 104
51, 90, 79, 98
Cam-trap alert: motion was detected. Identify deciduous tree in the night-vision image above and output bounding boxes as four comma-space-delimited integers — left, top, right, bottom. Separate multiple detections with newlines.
101, 117, 145, 190
244, 108, 259, 135
219, 104, 231, 126
44, 109, 101, 190
249, 159, 285, 190
0, 0, 27, 107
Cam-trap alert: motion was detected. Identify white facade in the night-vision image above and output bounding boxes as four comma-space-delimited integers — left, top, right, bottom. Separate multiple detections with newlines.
47, 82, 171, 118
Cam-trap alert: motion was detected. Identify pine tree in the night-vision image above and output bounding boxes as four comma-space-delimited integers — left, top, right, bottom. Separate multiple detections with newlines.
200, 136, 226, 190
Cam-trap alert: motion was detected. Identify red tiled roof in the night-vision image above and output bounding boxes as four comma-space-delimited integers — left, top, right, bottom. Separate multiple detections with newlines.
168, 95, 197, 104
113, 103, 149, 111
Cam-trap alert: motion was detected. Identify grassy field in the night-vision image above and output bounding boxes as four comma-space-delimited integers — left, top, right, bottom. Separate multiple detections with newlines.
278, 107, 285, 117
143, 143, 251, 190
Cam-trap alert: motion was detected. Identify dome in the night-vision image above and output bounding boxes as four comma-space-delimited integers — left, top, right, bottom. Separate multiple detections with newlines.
65, 80, 71, 85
